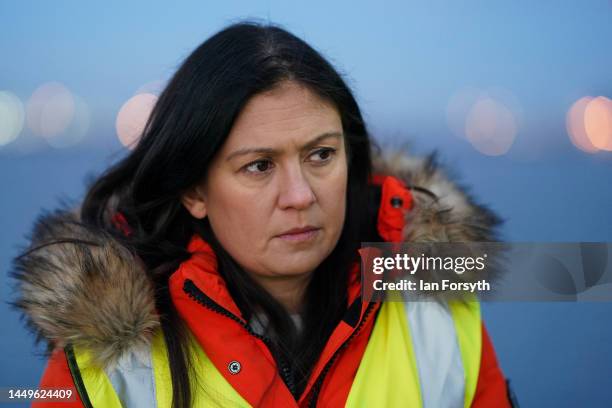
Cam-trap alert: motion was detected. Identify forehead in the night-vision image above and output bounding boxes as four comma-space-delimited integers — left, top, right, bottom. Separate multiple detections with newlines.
223, 81, 342, 151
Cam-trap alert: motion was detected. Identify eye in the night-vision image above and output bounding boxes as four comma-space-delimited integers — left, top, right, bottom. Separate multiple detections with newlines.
308, 147, 336, 164
243, 159, 274, 175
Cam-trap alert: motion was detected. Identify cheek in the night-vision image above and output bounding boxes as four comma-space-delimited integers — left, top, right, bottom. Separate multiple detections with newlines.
317, 165, 348, 231
205, 183, 274, 249
213, 201, 268, 234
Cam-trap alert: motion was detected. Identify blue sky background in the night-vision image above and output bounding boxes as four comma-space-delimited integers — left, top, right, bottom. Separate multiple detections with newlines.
1, 1, 611, 406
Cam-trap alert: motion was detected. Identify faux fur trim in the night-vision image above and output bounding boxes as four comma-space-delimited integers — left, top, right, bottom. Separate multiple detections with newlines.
372, 150, 504, 300
12, 211, 159, 368
12, 149, 502, 367
372, 150, 502, 243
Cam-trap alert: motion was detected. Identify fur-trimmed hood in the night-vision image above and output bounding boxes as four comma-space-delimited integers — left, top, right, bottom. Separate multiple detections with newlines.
12, 149, 502, 368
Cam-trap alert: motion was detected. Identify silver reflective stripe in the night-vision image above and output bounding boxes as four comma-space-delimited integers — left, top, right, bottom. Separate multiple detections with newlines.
404, 299, 465, 408
105, 348, 157, 408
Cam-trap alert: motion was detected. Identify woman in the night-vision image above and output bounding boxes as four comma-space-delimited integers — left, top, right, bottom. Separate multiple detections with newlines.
14, 22, 514, 407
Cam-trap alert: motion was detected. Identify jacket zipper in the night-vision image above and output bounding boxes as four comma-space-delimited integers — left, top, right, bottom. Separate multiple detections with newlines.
306, 301, 378, 408
183, 279, 297, 396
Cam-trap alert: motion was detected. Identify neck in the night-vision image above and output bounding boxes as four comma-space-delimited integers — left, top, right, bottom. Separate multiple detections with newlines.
253, 273, 311, 314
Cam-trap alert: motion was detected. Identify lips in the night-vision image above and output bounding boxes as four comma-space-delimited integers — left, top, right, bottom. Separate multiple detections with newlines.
276, 226, 320, 242
279, 226, 319, 235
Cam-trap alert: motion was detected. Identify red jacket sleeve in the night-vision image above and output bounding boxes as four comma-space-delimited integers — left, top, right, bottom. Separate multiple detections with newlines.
32, 348, 84, 408
471, 323, 512, 407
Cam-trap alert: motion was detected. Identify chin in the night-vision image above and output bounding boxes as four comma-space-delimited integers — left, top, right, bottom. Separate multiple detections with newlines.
272, 255, 325, 277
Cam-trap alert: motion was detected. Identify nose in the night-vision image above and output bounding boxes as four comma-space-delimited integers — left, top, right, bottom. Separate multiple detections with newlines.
277, 164, 316, 210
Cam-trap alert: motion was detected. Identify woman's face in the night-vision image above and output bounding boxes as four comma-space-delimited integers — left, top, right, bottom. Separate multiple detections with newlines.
183, 81, 348, 286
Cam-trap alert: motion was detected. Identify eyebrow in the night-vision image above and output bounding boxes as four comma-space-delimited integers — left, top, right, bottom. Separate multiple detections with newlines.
225, 131, 343, 162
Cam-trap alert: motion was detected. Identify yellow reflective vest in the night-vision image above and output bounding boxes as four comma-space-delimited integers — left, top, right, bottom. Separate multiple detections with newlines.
67, 298, 481, 408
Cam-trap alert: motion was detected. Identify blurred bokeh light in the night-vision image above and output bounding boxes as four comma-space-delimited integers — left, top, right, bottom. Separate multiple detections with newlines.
465, 96, 518, 156
115, 93, 158, 149
584, 96, 612, 152
0, 91, 25, 146
447, 88, 519, 156
566, 97, 598, 153
566, 96, 612, 153
446, 87, 481, 139
26, 82, 76, 139
44, 93, 91, 149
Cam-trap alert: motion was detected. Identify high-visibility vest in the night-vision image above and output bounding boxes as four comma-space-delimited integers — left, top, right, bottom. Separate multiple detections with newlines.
66, 298, 481, 408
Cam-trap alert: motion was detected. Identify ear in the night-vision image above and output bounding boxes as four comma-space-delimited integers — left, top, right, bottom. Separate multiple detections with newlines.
181, 186, 207, 219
